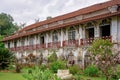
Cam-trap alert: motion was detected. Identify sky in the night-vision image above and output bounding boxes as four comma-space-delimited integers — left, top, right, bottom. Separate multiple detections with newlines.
0, 0, 109, 26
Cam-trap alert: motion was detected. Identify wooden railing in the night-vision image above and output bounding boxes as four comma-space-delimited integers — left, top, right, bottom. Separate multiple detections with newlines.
80, 36, 112, 46
36, 44, 46, 49
10, 36, 112, 51
63, 40, 79, 47
48, 42, 61, 48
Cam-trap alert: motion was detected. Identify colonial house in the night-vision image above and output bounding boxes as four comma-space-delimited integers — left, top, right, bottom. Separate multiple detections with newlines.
3, 0, 120, 67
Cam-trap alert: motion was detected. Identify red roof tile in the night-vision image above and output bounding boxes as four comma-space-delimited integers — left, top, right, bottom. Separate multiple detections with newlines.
3, 0, 120, 41
19, 0, 120, 32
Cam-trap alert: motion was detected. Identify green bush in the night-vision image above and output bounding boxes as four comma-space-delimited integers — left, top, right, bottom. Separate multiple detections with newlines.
74, 74, 81, 80
48, 50, 57, 63
0, 48, 14, 70
50, 60, 66, 73
69, 65, 80, 75
23, 66, 61, 80
39, 64, 47, 71
84, 65, 99, 77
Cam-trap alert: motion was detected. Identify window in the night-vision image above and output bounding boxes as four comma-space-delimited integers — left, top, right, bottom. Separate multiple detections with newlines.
14, 41, 17, 48
21, 38, 25, 46
53, 31, 58, 42
85, 23, 94, 38
8, 42, 10, 48
40, 34, 45, 44
99, 19, 110, 37
68, 27, 76, 40
29, 37, 34, 45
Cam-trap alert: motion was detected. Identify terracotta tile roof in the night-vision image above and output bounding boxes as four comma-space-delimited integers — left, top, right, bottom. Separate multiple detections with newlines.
19, 0, 120, 32
3, 11, 120, 41
3, 0, 120, 41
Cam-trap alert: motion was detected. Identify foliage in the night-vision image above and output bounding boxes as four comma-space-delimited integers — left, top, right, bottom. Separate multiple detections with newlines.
15, 63, 22, 73
6, 63, 15, 71
84, 65, 99, 77
0, 13, 19, 36
0, 48, 14, 70
89, 39, 120, 80
39, 64, 47, 71
74, 74, 82, 80
0, 35, 4, 48
23, 66, 61, 80
89, 39, 113, 56
48, 50, 57, 62
50, 60, 66, 73
69, 65, 80, 75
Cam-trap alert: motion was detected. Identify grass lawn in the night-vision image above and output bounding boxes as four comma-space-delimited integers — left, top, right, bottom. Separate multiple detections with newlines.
0, 72, 26, 80
79, 75, 106, 80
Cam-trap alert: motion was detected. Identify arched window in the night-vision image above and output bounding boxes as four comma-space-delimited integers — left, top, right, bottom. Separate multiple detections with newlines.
40, 34, 45, 44
85, 23, 94, 38
29, 36, 34, 45
68, 27, 76, 40
53, 31, 58, 42
99, 19, 111, 37
21, 38, 25, 46
8, 42, 10, 48
14, 40, 17, 48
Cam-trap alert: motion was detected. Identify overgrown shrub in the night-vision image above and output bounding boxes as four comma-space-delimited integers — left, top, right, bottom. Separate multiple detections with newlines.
48, 50, 57, 63
23, 66, 61, 80
69, 65, 80, 75
74, 74, 81, 80
89, 39, 120, 80
0, 48, 14, 70
39, 64, 47, 71
84, 65, 99, 77
50, 60, 66, 73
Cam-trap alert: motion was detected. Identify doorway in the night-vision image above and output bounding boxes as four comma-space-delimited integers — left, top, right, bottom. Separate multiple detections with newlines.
100, 25, 110, 37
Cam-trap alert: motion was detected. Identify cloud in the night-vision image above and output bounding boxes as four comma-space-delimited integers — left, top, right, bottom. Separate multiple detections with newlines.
0, 0, 109, 25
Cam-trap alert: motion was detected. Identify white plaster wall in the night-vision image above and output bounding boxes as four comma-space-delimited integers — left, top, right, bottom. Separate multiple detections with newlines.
4, 43, 8, 48
111, 16, 118, 43
118, 16, 120, 43
83, 9, 109, 19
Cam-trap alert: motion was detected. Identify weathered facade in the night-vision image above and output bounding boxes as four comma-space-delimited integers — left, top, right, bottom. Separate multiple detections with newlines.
3, 0, 120, 67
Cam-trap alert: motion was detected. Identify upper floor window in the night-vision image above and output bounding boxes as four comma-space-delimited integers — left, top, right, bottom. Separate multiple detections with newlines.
85, 23, 94, 38
14, 40, 17, 48
52, 31, 58, 42
29, 37, 34, 45
21, 38, 25, 46
68, 27, 76, 40
8, 42, 10, 48
40, 34, 45, 44
99, 19, 111, 37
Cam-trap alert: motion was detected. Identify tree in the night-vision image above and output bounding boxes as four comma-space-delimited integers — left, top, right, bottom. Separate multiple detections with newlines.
89, 39, 120, 80
0, 35, 4, 48
0, 13, 19, 36
0, 35, 14, 70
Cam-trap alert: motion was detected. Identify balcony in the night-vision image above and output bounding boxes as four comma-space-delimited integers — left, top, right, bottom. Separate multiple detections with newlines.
36, 43, 46, 49
10, 47, 16, 51
9, 36, 112, 51
80, 36, 112, 46
48, 42, 61, 48
63, 40, 79, 47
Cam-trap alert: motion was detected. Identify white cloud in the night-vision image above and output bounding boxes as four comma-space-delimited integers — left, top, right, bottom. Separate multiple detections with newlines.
0, 0, 109, 25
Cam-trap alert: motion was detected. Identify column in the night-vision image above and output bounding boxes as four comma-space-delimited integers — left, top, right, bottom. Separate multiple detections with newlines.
60, 29, 64, 47
111, 16, 118, 43
94, 22, 100, 38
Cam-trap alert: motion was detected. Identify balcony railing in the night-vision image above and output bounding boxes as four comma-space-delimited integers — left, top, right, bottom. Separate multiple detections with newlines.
36, 43, 46, 49
9, 36, 112, 51
63, 40, 79, 47
48, 42, 61, 48
80, 36, 112, 46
